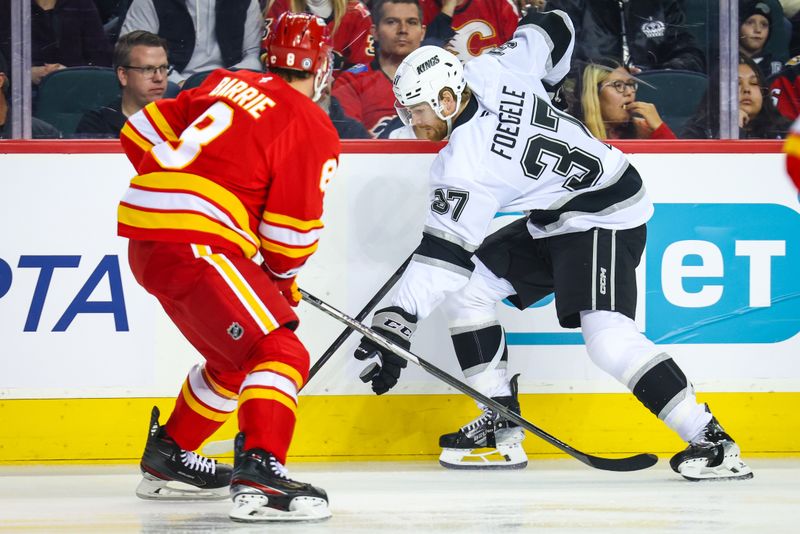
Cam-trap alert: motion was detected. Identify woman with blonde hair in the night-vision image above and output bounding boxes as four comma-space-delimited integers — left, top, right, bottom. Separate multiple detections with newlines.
577, 58, 676, 140
266, 0, 374, 69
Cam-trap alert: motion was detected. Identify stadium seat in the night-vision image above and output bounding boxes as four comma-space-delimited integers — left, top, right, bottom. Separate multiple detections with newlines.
164, 81, 181, 98
180, 70, 216, 91
33, 67, 121, 137
635, 69, 709, 135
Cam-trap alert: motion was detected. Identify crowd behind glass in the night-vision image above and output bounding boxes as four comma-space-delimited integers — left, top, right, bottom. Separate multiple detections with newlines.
1, 0, 797, 141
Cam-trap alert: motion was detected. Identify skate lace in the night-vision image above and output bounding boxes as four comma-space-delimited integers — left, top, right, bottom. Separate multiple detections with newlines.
180, 451, 217, 474
269, 456, 290, 479
461, 409, 494, 436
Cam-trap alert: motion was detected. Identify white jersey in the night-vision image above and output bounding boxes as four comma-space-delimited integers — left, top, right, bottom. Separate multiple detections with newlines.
393, 10, 654, 320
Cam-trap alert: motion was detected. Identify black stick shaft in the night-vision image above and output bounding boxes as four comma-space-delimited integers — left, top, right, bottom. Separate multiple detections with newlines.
304, 255, 413, 387
299, 289, 658, 472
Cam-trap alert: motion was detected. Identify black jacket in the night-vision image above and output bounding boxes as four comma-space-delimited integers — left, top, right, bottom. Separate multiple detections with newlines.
548, 0, 706, 72
328, 96, 370, 140
74, 98, 126, 138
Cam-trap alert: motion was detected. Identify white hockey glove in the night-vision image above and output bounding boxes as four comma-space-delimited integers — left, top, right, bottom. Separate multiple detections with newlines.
353, 306, 416, 395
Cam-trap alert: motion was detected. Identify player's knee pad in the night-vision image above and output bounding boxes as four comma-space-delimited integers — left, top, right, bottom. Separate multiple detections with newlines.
581, 311, 689, 419
441, 258, 515, 327
450, 321, 509, 396
241, 326, 310, 386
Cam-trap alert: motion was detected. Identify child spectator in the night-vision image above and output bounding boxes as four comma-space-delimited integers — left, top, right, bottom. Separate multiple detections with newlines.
739, 0, 783, 79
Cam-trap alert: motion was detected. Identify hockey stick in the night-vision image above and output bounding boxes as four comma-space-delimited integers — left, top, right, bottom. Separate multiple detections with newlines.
201, 256, 412, 456
300, 289, 659, 473
306, 254, 413, 382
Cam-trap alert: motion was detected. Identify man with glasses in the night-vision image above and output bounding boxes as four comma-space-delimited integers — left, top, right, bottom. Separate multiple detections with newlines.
75, 31, 169, 138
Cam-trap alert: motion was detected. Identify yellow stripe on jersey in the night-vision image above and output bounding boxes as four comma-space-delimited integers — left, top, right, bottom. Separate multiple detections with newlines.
238, 387, 298, 414
119, 204, 259, 258
251, 361, 304, 390
203, 253, 279, 334
784, 134, 800, 157
202, 367, 239, 399
120, 123, 153, 152
260, 239, 318, 259
262, 212, 324, 232
144, 102, 179, 142
131, 173, 255, 238
181, 381, 230, 422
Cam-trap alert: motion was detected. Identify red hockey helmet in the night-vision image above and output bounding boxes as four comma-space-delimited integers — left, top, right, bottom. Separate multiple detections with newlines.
262, 12, 333, 101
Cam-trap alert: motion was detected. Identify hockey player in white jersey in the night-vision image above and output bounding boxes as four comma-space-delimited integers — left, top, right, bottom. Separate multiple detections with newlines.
353, 9, 753, 480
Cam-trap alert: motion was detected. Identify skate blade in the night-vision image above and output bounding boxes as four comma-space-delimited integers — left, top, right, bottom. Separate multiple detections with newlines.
677, 445, 754, 482
229, 494, 332, 523
439, 444, 528, 470
135, 475, 229, 501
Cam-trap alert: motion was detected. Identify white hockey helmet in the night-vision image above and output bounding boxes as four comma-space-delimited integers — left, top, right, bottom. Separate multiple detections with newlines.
392, 46, 466, 125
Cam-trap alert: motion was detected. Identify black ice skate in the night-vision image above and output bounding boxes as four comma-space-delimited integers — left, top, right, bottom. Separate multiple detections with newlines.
228, 433, 331, 522
438, 374, 527, 470
136, 406, 232, 500
670, 405, 753, 481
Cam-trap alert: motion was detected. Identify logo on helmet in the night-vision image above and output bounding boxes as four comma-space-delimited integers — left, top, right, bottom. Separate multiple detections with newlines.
416, 55, 440, 75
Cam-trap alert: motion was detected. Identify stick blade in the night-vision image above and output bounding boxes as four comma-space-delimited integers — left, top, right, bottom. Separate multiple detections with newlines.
582, 452, 659, 472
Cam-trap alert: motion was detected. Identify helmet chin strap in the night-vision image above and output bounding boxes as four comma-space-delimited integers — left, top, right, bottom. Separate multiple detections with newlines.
445, 117, 453, 139
439, 92, 462, 140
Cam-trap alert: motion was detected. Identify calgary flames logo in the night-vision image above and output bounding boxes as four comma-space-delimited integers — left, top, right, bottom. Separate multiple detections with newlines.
447, 20, 499, 60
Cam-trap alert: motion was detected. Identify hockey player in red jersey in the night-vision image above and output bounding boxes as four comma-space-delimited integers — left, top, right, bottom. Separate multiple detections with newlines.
785, 116, 800, 191
118, 12, 339, 522
266, 0, 375, 70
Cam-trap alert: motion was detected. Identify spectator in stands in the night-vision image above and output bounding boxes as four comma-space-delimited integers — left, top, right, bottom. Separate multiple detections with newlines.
265, 1, 375, 70
0, 51, 61, 138
738, 54, 790, 138
770, 58, 800, 121
120, 0, 262, 86
0, 0, 112, 85
739, 0, 783, 79
547, 0, 705, 73
419, 0, 519, 63
575, 59, 675, 140
332, 0, 425, 137
682, 55, 789, 139
75, 30, 167, 138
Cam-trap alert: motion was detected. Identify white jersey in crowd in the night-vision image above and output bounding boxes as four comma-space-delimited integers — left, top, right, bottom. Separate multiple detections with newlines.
392, 10, 654, 320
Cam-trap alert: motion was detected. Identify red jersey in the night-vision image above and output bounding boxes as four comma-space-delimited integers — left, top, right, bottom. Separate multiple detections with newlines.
332, 60, 396, 137
267, 0, 375, 70
770, 62, 800, 122
420, 0, 519, 62
118, 68, 340, 279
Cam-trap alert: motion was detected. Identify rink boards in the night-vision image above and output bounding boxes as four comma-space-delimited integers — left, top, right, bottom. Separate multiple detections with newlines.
0, 140, 798, 462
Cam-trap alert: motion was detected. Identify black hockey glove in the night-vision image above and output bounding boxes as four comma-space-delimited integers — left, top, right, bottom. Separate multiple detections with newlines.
354, 306, 416, 395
